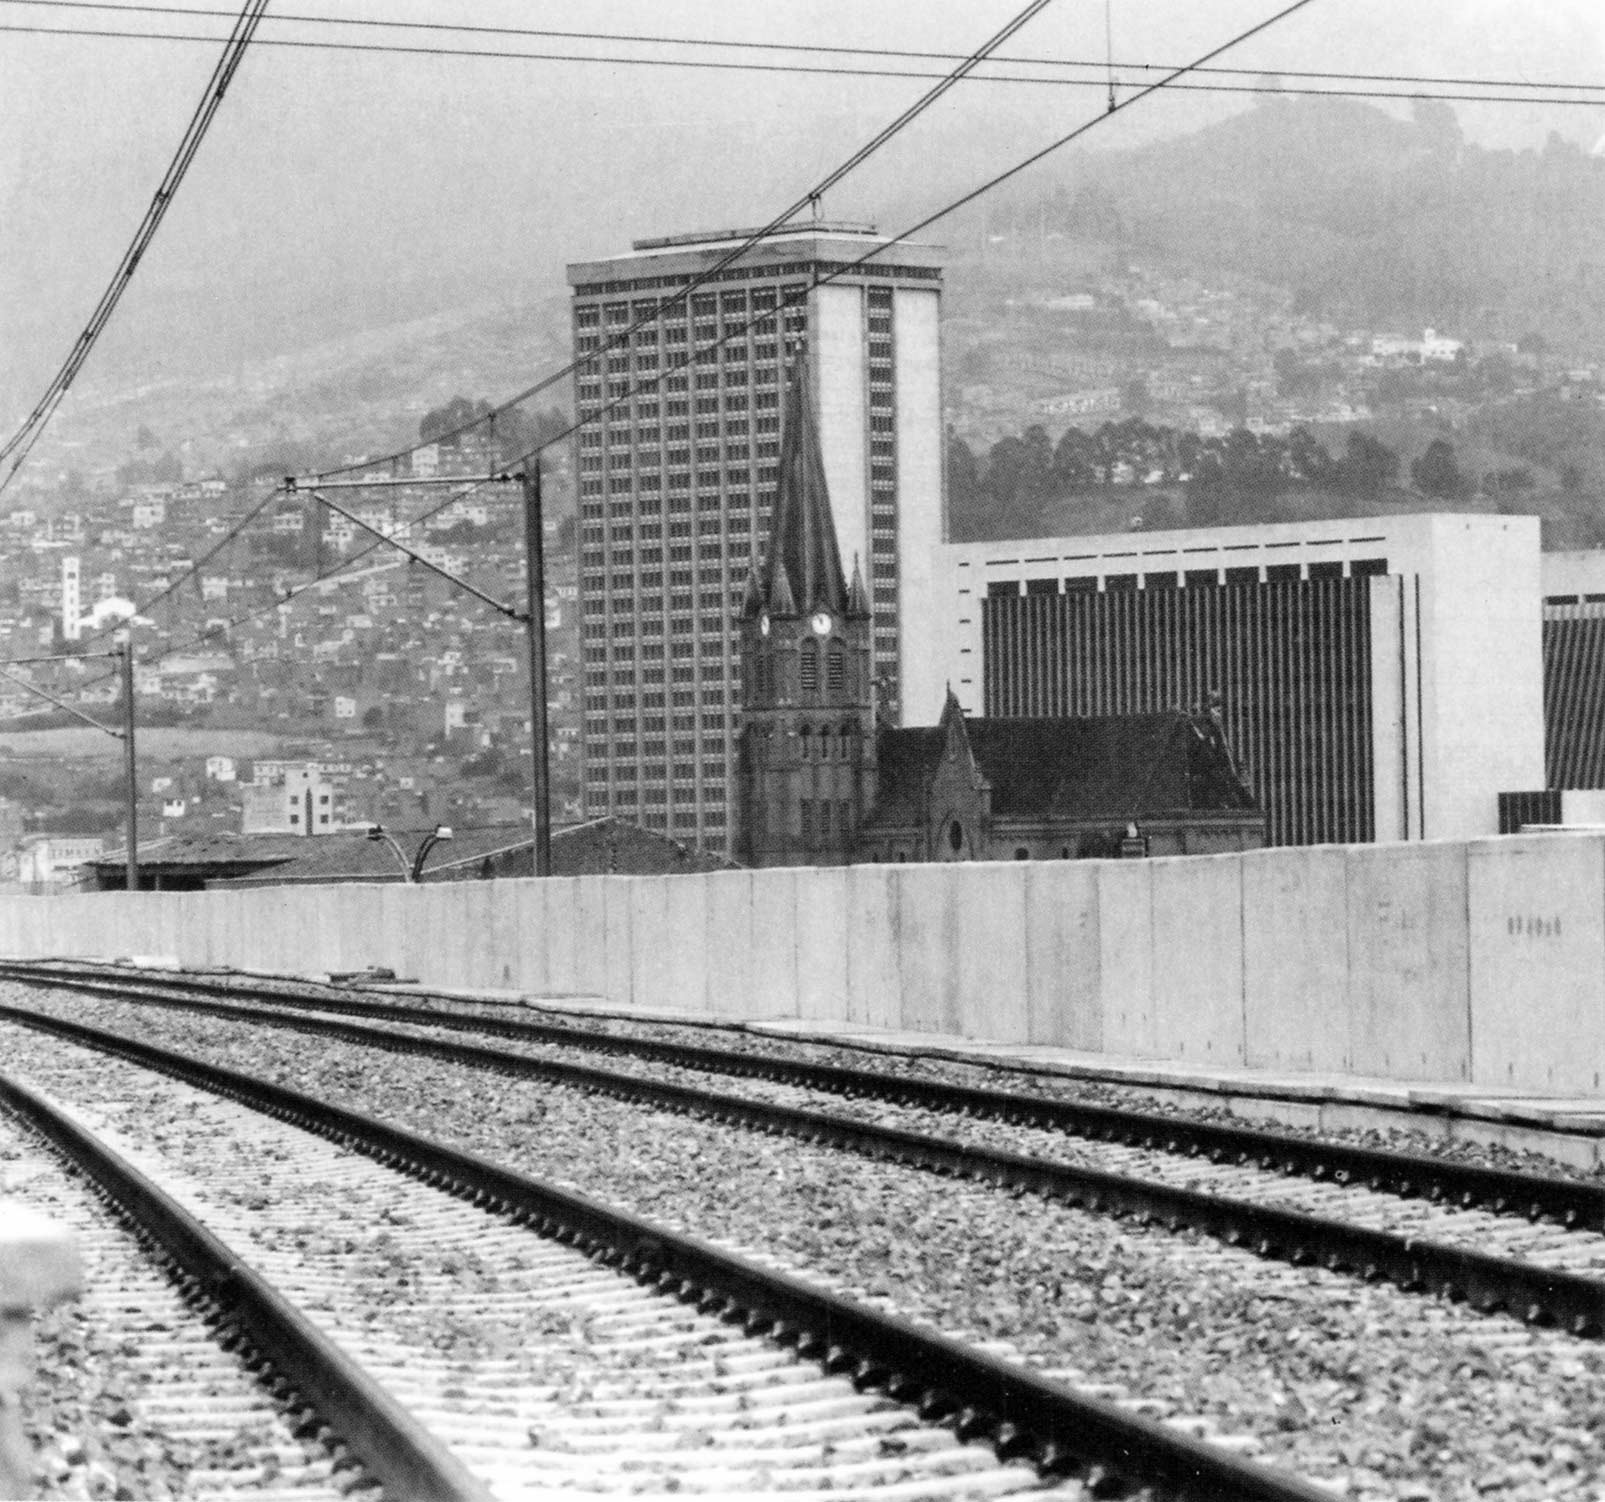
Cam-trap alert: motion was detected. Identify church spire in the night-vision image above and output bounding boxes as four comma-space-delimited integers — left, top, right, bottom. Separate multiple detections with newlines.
846, 552, 871, 620
767, 558, 797, 618
741, 565, 763, 619
759, 358, 849, 619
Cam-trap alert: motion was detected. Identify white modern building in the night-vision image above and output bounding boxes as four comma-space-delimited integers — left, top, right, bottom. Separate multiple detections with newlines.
240, 766, 341, 836
566, 223, 943, 852
932, 514, 1544, 845
15, 835, 104, 889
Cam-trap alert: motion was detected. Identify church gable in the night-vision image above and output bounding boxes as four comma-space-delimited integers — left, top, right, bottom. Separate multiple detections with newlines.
925, 695, 992, 860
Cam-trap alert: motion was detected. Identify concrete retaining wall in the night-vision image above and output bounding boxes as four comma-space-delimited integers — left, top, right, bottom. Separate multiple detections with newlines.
4, 833, 1604, 1093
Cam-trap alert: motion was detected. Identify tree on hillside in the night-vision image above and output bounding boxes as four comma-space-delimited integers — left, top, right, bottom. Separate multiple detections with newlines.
1288, 426, 1338, 487
420, 396, 492, 447
1412, 438, 1471, 499
1053, 428, 1100, 491
985, 427, 1055, 534
946, 434, 984, 538
1334, 431, 1400, 494
1481, 466, 1534, 499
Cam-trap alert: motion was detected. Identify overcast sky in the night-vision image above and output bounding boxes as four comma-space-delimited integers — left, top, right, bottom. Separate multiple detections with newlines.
3, 0, 1602, 419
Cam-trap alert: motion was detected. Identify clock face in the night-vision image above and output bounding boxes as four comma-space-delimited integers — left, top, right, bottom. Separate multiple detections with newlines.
811, 610, 832, 636
759, 613, 771, 637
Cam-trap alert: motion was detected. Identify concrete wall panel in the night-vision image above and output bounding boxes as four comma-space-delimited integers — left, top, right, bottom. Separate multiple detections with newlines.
599, 878, 634, 1005
407, 884, 459, 989
843, 866, 899, 1029
367, 885, 410, 985
703, 871, 754, 1017
182, 891, 217, 967
795, 867, 849, 1023
343, 885, 392, 975
570, 877, 608, 998
499, 879, 541, 994
539, 878, 580, 995
1150, 854, 1245, 1064
1022, 862, 1101, 1048
478, 881, 521, 992
661, 875, 709, 1012
627, 877, 670, 1009
748, 868, 799, 1019
1468, 834, 1605, 1092
895, 866, 957, 1033
1242, 845, 1351, 1071
1346, 842, 1470, 1079
1098, 860, 1155, 1056
952, 863, 1029, 1042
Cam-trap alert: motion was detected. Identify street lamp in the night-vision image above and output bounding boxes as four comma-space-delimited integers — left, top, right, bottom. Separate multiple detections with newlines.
367, 823, 452, 883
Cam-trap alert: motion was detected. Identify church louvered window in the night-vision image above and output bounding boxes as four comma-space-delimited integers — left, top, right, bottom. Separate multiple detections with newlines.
800, 640, 818, 694
827, 642, 844, 692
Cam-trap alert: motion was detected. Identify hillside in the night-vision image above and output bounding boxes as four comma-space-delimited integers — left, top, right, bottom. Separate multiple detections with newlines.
969, 95, 1605, 351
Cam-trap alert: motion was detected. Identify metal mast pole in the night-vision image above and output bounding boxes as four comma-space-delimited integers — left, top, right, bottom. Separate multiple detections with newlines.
522, 463, 551, 877
119, 639, 137, 891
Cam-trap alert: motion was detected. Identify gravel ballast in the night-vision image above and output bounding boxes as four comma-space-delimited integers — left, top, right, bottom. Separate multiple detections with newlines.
8, 982, 1605, 1501
164, 970, 1605, 1186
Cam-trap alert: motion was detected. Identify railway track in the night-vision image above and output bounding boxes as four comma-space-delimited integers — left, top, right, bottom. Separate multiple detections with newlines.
0, 1106, 362, 1499
0, 1006, 1331, 1501
8, 960, 1603, 1341
10, 957, 1594, 1222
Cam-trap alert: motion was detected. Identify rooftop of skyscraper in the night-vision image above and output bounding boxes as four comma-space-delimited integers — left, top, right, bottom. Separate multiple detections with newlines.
631, 222, 879, 252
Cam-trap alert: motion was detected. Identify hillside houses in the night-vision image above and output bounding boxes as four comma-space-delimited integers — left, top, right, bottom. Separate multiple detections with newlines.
0, 458, 583, 845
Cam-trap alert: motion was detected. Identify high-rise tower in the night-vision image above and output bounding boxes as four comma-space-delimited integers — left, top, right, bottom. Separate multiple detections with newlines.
737, 363, 876, 868
566, 223, 942, 854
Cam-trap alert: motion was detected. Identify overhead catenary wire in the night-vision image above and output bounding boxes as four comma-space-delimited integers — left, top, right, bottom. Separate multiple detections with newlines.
133, 0, 1336, 667
48, 0, 1067, 631
6, 1, 1604, 97
0, 663, 123, 737
0, 0, 269, 496
68, 483, 283, 653
482, 0, 1335, 498
0, 0, 1476, 686
108, 0, 1342, 674
6, 20, 1603, 111
309, 0, 1062, 481
305, 486, 523, 621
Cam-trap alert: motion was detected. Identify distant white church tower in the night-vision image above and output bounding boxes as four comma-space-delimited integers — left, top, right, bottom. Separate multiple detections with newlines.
61, 556, 81, 642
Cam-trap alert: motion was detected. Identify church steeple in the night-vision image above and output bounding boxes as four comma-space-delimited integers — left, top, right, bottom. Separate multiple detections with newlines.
846, 553, 871, 620
737, 357, 877, 868
760, 359, 849, 619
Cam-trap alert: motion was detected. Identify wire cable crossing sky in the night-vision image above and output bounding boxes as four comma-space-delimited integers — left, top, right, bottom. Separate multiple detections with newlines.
0, 0, 269, 496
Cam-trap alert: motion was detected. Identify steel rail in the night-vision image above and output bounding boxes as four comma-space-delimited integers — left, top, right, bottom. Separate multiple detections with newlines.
0, 1067, 493, 1502
3, 984, 1603, 1341
0, 1002, 1331, 1502
6, 957, 1601, 1229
